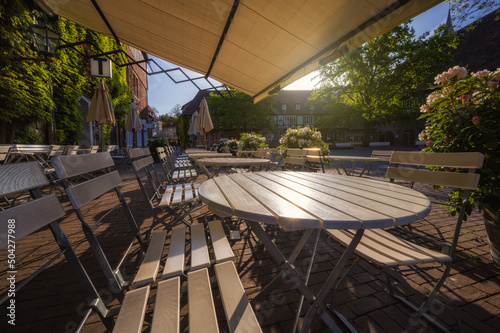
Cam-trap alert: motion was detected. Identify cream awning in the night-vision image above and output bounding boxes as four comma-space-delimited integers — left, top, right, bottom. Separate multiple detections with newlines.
39, 0, 442, 103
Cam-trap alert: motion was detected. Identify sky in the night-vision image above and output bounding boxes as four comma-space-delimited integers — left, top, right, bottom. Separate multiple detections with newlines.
148, 2, 452, 116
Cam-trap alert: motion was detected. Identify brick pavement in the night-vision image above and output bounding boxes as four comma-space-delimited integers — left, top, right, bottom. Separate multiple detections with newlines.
1, 153, 499, 333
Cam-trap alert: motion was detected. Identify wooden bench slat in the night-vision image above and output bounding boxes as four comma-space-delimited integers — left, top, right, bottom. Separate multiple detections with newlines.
151, 277, 180, 333
112, 286, 150, 333
208, 220, 234, 263
188, 268, 219, 333
214, 261, 262, 333
131, 230, 167, 289
162, 227, 186, 279
190, 223, 211, 271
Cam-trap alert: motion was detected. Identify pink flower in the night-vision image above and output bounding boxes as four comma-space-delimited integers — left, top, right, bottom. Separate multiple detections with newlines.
472, 116, 480, 126
460, 94, 471, 104
443, 135, 449, 143
488, 81, 499, 91
426, 140, 432, 147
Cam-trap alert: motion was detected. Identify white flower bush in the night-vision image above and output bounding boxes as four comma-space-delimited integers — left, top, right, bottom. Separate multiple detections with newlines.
277, 125, 329, 157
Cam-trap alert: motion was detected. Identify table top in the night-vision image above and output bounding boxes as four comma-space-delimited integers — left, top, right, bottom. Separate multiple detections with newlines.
190, 153, 233, 159
198, 171, 430, 231
197, 157, 270, 166
325, 155, 379, 162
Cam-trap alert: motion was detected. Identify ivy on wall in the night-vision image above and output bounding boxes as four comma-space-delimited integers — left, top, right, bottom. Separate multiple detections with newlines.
0, 0, 132, 144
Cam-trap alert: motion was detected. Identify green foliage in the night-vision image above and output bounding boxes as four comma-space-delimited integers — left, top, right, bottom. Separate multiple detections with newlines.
177, 114, 190, 147
277, 125, 330, 157
147, 137, 169, 156
311, 23, 458, 144
419, 67, 500, 216
207, 90, 273, 132
0, 1, 132, 144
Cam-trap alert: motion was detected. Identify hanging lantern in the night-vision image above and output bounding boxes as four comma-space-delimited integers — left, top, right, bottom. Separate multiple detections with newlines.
31, 25, 60, 56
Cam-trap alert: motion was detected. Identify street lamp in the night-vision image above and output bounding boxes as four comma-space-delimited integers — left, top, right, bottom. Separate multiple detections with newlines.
31, 24, 60, 56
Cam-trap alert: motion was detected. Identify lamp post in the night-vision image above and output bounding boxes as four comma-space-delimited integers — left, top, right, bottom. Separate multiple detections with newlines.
30, 24, 60, 56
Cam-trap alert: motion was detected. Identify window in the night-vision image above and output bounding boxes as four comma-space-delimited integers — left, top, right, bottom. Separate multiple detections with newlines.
282, 104, 287, 110
290, 115, 296, 125
402, 98, 418, 108
303, 115, 315, 125
212, 133, 218, 140
296, 104, 301, 110
132, 73, 139, 99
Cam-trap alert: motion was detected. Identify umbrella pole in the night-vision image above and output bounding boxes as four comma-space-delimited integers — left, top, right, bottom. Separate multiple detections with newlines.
203, 133, 206, 150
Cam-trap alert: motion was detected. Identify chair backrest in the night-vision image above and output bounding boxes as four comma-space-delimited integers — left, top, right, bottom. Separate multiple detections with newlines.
52, 152, 147, 295
283, 148, 308, 168
254, 147, 269, 159
0, 145, 11, 163
127, 147, 151, 160
0, 162, 111, 329
304, 147, 325, 173
386, 151, 484, 260
106, 145, 117, 153
48, 145, 66, 158
64, 145, 79, 155
371, 150, 394, 161
90, 145, 100, 153
387, 152, 483, 189
131, 153, 163, 208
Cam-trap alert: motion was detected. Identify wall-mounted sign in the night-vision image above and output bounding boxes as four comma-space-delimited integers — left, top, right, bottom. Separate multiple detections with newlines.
90, 57, 112, 78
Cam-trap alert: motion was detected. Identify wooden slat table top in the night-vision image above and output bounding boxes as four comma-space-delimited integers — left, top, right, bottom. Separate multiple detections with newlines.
197, 157, 271, 167
325, 155, 380, 162
190, 153, 233, 160
198, 171, 430, 230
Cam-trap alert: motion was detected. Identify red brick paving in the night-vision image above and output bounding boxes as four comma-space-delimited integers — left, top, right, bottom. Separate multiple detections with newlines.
1, 162, 500, 333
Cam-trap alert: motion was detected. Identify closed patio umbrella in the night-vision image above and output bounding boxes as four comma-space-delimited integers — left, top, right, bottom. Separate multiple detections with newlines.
87, 80, 115, 150
126, 101, 143, 148
197, 98, 213, 150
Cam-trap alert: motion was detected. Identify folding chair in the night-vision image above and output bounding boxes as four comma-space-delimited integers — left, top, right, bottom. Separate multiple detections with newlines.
52, 152, 150, 295
304, 147, 325, 173
64, 145, 80, 155
156, 147, 197, 183
0, 162, 114, 331
52, 153, 260, 333
324, 151, 484, 332
283, 148, 320, 172
129, 149, 201, 232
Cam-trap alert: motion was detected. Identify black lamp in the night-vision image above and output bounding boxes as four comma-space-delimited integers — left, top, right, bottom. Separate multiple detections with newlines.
31, 24, 60, 56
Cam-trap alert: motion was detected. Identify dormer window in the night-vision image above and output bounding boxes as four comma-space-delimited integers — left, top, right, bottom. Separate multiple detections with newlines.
296, 104, 301, 110
282, 104, 287, 110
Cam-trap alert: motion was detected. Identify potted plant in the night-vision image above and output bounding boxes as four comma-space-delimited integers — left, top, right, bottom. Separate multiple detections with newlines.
418, 66, 500, 264
277, 125, 330, 157
236, 132, 268, 154
214, 138, 239, 156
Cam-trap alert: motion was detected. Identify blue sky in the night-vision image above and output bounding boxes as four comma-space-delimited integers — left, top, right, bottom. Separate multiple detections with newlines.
148, 2, 451, 116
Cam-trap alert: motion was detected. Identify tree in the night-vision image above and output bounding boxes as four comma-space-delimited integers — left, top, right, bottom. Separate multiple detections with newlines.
311, 23, 458, 145
169, 104, 182, 118
207, 90, 274, 136
447, 0, 500, 27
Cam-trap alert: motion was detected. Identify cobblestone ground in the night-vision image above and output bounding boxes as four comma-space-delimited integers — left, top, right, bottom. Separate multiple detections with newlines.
1, 150, 499, 333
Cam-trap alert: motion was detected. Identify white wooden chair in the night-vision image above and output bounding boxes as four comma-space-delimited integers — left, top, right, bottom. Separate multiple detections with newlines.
128, 149, 200, 231
0, 161, 114, 330
157, 147, 197, 183
282, 148, 309, 171
52, 152, 261, 333
324, 151, 484, 332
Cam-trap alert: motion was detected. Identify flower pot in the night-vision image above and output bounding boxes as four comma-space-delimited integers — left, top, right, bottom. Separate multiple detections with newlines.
483, 203, 500, 266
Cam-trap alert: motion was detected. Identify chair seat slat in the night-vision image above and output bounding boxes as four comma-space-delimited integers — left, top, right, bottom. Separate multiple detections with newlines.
188, 268, 219, 333
190, 223, 211, 271
131, 230, 167, 289
162, 227, 186, 279
112, 286, 150, 333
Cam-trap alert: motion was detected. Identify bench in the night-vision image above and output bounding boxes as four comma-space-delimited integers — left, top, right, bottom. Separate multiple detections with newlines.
52, 152, 262, 332
368, 141, 390, 147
